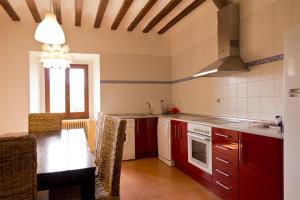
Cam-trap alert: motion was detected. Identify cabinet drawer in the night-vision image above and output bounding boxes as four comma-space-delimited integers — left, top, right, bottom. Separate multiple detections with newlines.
213, 152, 238, 176
212, 128, 239, 142
212, 142, 239, 158
213, 174, 238, 198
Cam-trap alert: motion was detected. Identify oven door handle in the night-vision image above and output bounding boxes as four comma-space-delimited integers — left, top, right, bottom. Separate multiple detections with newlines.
188, 133, 211, 142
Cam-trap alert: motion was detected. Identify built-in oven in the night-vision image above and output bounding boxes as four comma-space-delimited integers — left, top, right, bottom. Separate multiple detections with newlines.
187, 123, 212, 174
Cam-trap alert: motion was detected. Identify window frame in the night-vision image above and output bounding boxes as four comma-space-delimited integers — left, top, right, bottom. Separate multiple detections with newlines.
45, 64, 89, 119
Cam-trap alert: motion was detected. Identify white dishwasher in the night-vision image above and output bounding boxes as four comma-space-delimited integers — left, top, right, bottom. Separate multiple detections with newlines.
157, 118, 174, 166
122, 119, 135, 160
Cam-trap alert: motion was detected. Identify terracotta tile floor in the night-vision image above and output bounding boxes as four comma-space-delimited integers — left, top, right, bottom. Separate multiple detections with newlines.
120, 158, 221, 200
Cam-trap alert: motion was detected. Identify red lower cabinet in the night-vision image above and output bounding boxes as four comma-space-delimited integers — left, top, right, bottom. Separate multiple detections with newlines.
171, 120, 188, 170
239, 132, 283, 200
212, 128, 239, 200
135, 118, 158, 159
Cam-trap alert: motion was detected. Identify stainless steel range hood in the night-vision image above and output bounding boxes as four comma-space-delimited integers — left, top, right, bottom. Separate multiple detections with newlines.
193, 3, 249, 77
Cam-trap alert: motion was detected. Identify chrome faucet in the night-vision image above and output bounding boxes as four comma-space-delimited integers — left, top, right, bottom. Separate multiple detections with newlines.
146, 102, 153, 115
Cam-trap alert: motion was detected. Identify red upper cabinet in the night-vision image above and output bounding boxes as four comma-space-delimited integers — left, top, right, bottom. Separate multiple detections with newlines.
239, 132, 283, 200
171, 120, 188, 169
135, 118, 158, 159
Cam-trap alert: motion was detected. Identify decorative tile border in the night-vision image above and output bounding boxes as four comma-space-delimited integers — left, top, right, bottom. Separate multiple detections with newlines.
245, 54, 284, 68
100, 80, 171, 84
100, 54, 284, 85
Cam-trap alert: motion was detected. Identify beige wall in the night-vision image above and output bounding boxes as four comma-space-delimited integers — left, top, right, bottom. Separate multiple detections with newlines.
0, 21, 171, 133
170, 0, 297, 121
100, 53, 171, 114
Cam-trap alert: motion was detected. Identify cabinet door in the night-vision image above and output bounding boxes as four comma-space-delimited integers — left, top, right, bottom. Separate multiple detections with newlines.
178, 121, 188, 166
239, 132, 283, 200
145, 118, 158, 157
135, 118, 147, 159
171, 120, 180, 162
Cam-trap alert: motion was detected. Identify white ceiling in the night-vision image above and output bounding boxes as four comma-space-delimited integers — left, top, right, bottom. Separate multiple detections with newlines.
0, 0, 224, 33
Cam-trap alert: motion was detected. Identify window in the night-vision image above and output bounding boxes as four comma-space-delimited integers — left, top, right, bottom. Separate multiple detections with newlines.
45, 64, 89, 119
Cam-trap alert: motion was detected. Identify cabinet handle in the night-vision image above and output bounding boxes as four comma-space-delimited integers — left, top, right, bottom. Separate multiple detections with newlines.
216, 169, 231, 177
216, 181, 232, 190
216, 157, 230, 164
215, 133, 230, 138
178, 125, 181, 139
216, 145, 231, 151
136, 122, 139, 136
239, 139, 247, 162
174, 125, 177, 139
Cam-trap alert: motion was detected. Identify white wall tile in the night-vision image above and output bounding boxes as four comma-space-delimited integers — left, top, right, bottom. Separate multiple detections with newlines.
228, 75, 237, 85
260, 63, 275, 80
248, 112, 261, 120
248, 82, 260, 97
237, 98, 248, 112
274, 61, 284, 79
228, 98, 237, 112
228, 85, 237, 97
261, 97, 275, 114
275, 97, 284, 115
261, 80, 275, 97
248, 97, 260, 113
261, 113, 276, 121
247, 67, 260, 82
237, 73, 248, 84
275, 78, 283, 96
237, 83, 248, 97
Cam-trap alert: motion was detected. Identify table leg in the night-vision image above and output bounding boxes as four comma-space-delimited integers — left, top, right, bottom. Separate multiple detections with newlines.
81, 170, 95, 200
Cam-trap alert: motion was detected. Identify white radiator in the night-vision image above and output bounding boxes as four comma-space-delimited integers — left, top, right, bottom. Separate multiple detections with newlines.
62, 119, 89, 131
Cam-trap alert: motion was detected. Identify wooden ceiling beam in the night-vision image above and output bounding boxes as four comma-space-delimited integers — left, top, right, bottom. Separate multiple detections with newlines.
127, 0, 157, 31
158, 0, 205, 34
111, 0, 134, 30
0, 0, 20, 21
25, 0, 41, 23
212, 0, 227, 10
52, 0, 62, 24
75, 0, 83, 26
143, 0, 182, 33
94, 0, 109, 28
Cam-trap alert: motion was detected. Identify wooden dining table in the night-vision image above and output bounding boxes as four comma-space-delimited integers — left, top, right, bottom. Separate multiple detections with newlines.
2, 129, 96, 199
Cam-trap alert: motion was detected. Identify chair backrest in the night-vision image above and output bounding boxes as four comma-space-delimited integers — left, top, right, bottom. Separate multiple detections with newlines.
96, 116, 127, 197
28, 113, 64, 133
0, 134, 37, 200
94, 112, 105, 163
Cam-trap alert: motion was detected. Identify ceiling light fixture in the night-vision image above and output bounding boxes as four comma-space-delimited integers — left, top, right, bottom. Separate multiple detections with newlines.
40, 44, 72, 69
34, 0, 65, 44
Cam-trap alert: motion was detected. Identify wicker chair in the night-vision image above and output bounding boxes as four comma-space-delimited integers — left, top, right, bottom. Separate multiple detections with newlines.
0, 134, 37, 200
49, 116, 126, 200
28, 113, 64, 133
94, 112, 105, 165
95, 116, 127, 200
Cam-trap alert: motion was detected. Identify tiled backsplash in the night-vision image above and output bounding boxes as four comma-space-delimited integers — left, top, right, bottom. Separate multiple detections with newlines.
172, 61, 284, 121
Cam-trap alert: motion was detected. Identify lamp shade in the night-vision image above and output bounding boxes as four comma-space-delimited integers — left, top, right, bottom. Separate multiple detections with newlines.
34, 13, 65, 45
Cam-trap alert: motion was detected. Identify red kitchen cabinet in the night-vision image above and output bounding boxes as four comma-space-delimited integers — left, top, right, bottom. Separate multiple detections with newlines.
171, 120, 188, 170
239, 132, 283, 200
135, 118, 158, 159
212, 128, 239, 200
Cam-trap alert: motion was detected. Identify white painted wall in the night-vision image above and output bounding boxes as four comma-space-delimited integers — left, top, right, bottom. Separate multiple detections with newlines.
0, 21, 171, 134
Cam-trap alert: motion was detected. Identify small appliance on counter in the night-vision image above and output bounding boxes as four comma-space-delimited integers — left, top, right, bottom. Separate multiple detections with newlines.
166, 106, 179, 115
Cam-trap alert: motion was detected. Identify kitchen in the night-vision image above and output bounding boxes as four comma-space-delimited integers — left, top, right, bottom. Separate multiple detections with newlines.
0, 0, 299, 199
